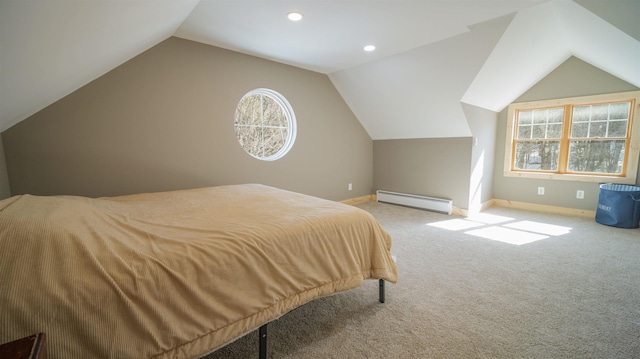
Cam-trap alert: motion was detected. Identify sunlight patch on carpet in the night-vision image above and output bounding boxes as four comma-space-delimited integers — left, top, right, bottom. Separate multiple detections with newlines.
465, 226, 548, 245
504, 221, 572, 236
427, 215, 573, 246
427, 219, 485, 231
427, 213, 514, 231
465, 212, 514, 225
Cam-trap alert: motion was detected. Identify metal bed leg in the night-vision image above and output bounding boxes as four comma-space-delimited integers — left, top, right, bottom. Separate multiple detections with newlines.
259, 324, 267, 359
257, 281, 384, 358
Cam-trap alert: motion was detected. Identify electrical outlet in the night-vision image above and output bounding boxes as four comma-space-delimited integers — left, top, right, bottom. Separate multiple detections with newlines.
576, 190, 584, 199
537, 187, 545, 195
348, 183, 352, 191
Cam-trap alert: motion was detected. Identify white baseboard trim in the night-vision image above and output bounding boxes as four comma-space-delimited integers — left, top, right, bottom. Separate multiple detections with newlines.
356, 195, 596, 219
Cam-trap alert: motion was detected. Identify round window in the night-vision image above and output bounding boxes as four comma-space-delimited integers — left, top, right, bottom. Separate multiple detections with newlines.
234, 88, 297, 161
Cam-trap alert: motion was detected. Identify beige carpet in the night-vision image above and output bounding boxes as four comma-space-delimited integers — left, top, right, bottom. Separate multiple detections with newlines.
205, 202, 640, 358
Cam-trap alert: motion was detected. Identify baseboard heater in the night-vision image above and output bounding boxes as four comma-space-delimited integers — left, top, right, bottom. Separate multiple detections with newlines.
376, 190, 452, 215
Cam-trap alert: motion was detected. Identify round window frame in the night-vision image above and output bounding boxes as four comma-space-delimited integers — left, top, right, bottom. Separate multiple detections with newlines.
234, 88, 297, 161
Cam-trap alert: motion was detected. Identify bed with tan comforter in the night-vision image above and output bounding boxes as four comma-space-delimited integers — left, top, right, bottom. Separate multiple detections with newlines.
0, 184, 398, 358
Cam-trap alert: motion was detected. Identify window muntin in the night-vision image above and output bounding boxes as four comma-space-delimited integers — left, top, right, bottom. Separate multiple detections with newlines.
505, 91, 640, 184
234, 88, 296, 161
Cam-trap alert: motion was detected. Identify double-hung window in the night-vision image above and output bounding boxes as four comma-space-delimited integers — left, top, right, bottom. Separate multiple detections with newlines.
504, 91, 640, 184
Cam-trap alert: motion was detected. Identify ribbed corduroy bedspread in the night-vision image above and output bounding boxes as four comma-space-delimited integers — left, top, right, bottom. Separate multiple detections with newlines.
0, 184, 397, 358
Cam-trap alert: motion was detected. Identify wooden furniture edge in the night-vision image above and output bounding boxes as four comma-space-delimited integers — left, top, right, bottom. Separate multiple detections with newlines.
0, 333, 47, 359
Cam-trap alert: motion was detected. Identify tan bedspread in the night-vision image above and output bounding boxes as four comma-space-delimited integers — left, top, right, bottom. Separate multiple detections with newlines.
0, 184, 398, 358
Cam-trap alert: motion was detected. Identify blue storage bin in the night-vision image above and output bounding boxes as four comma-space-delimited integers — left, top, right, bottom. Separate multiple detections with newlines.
595, 183, 640, 229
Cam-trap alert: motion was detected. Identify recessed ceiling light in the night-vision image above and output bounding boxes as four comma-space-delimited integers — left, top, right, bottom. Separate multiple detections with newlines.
364, 45, 376, 52
287, 12, 303, 21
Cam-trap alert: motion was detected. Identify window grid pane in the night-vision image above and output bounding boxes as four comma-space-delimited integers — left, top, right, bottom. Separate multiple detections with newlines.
516, 107, 564, 140
567, 140, 625, 174
571, 102, 630, 139
513, 140, 560, 171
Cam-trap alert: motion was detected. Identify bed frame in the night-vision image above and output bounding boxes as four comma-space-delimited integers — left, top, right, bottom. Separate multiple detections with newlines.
256, 279, 386, 359
1, 185, 398, 359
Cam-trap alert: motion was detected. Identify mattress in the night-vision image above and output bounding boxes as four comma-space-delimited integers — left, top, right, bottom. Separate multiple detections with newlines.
0, 184, 398, 358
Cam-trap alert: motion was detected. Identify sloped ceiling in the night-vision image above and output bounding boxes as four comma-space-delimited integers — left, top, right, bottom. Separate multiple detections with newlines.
0, 0, 638, 139
0, 0, 200, 132
329, 14, 515, 139
461, 0, 640, 113
174, 0, 547, 74
332, 0, 640, 139
0, 0, 547, 133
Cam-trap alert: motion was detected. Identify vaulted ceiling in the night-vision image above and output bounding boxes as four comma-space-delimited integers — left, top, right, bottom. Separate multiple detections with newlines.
462, 0, 640, 113
1, 0, 638, 138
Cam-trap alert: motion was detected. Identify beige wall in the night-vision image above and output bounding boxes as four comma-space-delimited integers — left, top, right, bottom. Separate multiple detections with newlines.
373, 137, 472, 209
493, 56, 640, 210
0, 135, 10, 200
371, 106, 496, 212
463, 103, 498, 212
1, 37, 372, 201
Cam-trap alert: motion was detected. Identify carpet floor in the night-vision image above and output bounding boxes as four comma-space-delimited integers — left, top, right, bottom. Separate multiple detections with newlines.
205, 202, 640, 358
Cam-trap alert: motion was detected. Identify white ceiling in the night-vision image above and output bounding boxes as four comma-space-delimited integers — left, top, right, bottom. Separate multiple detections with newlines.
1, 0, 638, 138
332, 0, 640, 139
0, 0, 548, 133
174, 0, 549, 74
462, 0, 640, 112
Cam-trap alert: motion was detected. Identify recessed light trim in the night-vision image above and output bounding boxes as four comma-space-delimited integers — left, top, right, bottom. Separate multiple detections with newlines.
364, 45, 376, 52
287, 12, 303, 21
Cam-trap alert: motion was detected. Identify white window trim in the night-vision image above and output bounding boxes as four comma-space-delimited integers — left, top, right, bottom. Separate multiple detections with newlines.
504, 91, 640, 184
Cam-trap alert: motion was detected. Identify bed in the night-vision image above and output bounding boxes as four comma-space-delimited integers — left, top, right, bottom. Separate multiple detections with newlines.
0, 184, 398, 358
